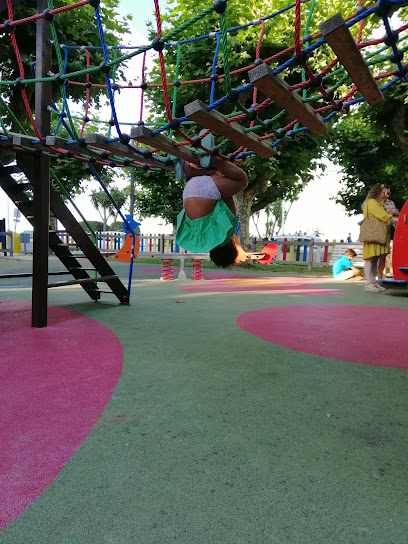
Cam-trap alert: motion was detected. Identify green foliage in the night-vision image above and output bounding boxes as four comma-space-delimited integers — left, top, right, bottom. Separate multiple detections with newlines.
127, 167, 185, 226
0, 0, 131, 197
90, 183, 127, 230
79, 220, 104, 232
0, 0, 130, 128
132, 0, 383, 236
329, 85, 408, 215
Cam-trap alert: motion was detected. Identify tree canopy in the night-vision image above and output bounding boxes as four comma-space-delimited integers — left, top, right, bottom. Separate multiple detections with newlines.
0, 0, 131, 196
131, 0, 389, 244
329, 84, 408, 215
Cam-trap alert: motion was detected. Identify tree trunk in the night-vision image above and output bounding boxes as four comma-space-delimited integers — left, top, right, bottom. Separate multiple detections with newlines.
234, 192, 252, 250
391, 102, 408, 154
235, 175, 270, 250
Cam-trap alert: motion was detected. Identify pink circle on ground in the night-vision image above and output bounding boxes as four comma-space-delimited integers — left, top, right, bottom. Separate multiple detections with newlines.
236, 304, 408, 368
0, 300, 123, 529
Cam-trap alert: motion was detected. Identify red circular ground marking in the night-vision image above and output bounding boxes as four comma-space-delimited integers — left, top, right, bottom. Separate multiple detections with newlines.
0, 300, 123, 529
236, 304, 408, 368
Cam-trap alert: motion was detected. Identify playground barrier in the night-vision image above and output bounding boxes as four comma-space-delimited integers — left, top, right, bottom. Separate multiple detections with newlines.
4, 230, 366, 271
0, 230, 14, 256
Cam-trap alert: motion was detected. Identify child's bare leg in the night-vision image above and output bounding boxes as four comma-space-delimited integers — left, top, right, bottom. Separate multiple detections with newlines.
351, 266, 363, 277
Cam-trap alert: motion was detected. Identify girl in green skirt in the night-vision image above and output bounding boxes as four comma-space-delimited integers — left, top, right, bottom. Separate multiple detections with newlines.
176, 157, 248, 267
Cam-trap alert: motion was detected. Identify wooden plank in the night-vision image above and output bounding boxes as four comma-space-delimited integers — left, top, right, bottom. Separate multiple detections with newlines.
320, 13, 383, 106
46, 135, 95, 156
184, 100, 276, 158
85, 133, 174, 172
248, 64, 327, 134
131, 126, 200, 165
47, 274, 118, 288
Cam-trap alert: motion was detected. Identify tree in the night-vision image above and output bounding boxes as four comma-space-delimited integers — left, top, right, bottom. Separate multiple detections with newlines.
90, 168, 128, 230
328, 84, 408, 215
252, 199, 293, 239
133, 0, 383, 247
79, 220, 103, 232
0, 0, 131, 195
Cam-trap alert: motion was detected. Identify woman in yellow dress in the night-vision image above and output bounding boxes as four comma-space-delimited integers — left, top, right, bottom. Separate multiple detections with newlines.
362, 184, 396, 292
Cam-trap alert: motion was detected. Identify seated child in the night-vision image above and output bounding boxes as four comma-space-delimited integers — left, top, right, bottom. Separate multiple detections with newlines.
332, 249, 363, 280
176, 157, 248, 267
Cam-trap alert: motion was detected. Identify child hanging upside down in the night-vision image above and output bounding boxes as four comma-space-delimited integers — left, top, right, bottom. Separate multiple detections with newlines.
332, 249, 363, 280
176, 158, 248, 267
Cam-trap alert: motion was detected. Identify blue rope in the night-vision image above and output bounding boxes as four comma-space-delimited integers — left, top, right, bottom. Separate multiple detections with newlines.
88, 163, 136, 301
210, 34, 221, 106
93, 5, 122, 138
382, 16, 406, 77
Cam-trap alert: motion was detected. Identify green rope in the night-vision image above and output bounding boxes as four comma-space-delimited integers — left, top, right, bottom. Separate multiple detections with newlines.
295, 0, 316, 130
51, 169, 97, 247
219, 12, 232, 96
47, 0, 79, 140
0, 95, 28, 135
162, 6, 214, 42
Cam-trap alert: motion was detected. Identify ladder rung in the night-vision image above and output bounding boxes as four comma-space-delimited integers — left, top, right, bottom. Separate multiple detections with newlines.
96, 290, 116, 294
47, 274, 118, 288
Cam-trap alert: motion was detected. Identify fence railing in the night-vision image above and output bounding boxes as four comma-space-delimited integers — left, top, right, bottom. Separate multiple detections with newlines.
6, 230, 366, 270
0, 230, 14, 256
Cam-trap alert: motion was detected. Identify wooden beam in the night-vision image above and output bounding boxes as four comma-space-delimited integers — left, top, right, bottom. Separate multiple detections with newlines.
248, 64, 327, 134
12, 133, 50, 152
320, 13, 383, 106
85, 133, 174, 172
131, 126, 200, 164
184, 100, 276, 158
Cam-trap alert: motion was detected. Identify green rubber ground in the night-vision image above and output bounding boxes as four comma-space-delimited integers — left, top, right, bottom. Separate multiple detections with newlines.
1, 258, 407, 544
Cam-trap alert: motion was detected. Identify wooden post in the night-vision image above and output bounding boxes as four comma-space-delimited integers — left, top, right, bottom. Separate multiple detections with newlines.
32, 0, 52, 327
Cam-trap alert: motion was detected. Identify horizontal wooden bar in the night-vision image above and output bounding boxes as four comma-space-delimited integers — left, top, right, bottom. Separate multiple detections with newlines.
12, 133, 50, 152
320, 13, 383, 106
85, 133, 174, 172
184, 100, 276, 158
131, 126, 200, 165
47, 274, 117, 288
248, 64, 327, 134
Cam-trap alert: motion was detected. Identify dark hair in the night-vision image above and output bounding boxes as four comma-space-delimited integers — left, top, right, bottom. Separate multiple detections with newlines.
209, 239, 238, 268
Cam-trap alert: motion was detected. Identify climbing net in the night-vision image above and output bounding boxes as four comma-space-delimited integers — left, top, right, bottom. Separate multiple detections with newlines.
0, 0, 407, 173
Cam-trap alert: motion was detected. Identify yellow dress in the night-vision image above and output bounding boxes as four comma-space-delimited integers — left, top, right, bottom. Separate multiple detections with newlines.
362, 199, 392, 259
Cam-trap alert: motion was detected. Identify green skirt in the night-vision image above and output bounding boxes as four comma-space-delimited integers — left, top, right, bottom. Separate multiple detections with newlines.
176, 199, 239, 253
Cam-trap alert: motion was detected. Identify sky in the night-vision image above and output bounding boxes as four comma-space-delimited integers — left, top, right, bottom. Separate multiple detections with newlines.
0, 0, 364, 242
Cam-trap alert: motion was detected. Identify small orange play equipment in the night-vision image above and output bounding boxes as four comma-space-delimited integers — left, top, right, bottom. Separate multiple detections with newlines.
233, 235, 277, 264
114, 234, 140, 263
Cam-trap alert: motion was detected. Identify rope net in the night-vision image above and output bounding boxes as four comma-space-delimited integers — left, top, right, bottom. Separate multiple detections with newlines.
0, 0, 407, 171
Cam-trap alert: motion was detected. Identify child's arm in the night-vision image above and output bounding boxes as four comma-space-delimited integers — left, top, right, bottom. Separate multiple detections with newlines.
212, 157, 248, 197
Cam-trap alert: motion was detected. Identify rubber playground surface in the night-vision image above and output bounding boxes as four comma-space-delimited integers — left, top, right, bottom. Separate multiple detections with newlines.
1, 257, 408, 544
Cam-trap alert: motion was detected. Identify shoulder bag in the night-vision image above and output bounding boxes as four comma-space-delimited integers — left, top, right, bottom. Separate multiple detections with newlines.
358, 201, 387, 244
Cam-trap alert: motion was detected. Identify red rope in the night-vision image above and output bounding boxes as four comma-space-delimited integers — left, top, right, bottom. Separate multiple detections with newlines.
0, 0, 89, 31
153, 0, 172, 121
294, 0, 302, 56
7, 0, 41, 139
251, 20, 266, 125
